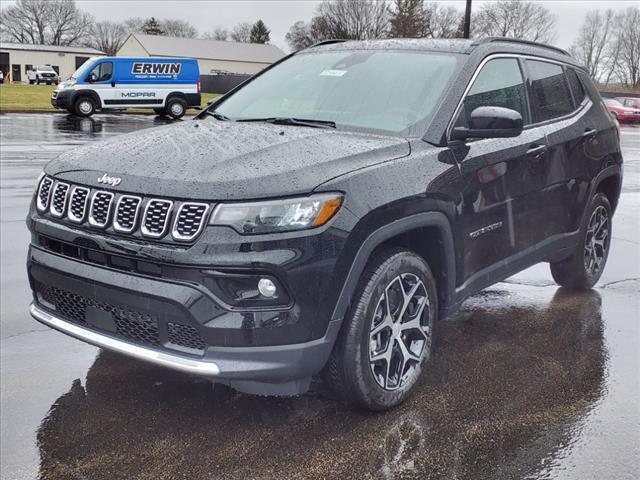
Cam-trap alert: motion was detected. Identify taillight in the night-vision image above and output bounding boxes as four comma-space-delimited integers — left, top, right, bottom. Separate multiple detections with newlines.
197, 78, 201, 94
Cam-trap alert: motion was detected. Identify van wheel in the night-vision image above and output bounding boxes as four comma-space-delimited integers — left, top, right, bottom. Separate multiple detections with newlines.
323, 247, 437, 410
550, 193, 612, 290
153, 107, 168, 117
166, 98, 186, 119
74, 97, 96, 117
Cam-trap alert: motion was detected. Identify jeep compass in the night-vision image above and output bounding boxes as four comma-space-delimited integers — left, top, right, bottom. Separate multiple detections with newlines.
27, 38, 622, 410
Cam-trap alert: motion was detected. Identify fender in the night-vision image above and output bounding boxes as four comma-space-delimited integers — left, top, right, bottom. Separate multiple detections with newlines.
73, 89, 102, 108
584, 164, 622, 223
330, 211, 457, 324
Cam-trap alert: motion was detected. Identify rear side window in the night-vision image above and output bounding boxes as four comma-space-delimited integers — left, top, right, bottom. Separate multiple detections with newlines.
566, 68, 586, 106
456, 58, 529, 127
526, 60, 573, 122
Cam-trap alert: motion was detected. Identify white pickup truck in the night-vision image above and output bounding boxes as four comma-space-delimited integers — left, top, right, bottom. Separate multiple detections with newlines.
27, 65, 59, 85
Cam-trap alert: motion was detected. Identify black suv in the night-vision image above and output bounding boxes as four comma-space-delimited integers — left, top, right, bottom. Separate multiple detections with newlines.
27, 38, 622, 410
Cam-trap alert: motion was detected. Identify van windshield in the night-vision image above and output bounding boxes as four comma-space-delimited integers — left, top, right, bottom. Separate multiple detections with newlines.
71, 59, 94, 80
212, 50, 460, 136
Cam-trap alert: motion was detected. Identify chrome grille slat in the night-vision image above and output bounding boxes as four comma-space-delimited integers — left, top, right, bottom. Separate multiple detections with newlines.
172, 203, 209, 241
49, 182, 70, 218
89, 191, 114, 228
67, 186, 89, 223
37, 177, 53, 212
141, 199, 173, 238
113, 195, 142, 233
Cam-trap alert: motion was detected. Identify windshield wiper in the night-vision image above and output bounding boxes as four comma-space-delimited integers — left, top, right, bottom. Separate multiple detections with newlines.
204, 110, 231, 121
236, 117, 336, 129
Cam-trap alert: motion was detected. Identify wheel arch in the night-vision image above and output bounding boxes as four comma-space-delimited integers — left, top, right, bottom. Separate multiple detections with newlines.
73, 89, 101, 109
330, 212, 457, 325
594, 168, 622, 212
165, 91, 187, 105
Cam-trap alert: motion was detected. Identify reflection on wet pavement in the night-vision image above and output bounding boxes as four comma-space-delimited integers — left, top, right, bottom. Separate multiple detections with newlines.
36, 287, 609, 480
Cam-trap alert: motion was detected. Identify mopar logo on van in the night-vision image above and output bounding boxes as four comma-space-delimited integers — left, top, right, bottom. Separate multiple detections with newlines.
132, 62, 181, 75
121, 92, 156, 98
97, 173, 122, 187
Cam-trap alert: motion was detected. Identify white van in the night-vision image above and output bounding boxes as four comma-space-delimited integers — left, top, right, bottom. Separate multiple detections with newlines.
51, 56, 201, 118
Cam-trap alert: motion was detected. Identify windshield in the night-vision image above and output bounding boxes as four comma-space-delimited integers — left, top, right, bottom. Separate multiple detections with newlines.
604, 99, 623, 107
38, 65, 55, 72
213, 50, 460, 136
71, 59, 95, 80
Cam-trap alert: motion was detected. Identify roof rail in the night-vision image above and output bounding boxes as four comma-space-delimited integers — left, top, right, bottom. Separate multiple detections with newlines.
474, 37, 570, 57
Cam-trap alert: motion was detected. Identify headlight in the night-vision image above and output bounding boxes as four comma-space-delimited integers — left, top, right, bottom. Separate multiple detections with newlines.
210, 193, 343, 234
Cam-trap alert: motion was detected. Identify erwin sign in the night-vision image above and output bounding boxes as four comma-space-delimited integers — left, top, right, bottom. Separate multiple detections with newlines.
132, 62, 181, 75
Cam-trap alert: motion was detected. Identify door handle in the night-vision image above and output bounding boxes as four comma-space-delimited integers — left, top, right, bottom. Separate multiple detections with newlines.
527, 144, 548, 158
582, 128, 597, 138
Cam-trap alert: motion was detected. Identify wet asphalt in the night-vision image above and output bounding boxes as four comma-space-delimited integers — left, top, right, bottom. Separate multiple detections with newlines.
1, 114, 638, 480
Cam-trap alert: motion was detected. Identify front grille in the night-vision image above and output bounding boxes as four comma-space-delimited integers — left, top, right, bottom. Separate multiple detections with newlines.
37, 177, 53, 211
114, 195, 141, 233
89, 191, 114, 228
173, 203, 209, 241
35, 179, 211, 242
167, 322, 206, 350
68, 187, 89, 223
50, 183, 70, 217
36, 283, 206, 353
142, 199, 173, 238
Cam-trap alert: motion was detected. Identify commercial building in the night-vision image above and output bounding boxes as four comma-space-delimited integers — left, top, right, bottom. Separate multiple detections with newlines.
116, 34, 285, 75
0, 43, 105, 82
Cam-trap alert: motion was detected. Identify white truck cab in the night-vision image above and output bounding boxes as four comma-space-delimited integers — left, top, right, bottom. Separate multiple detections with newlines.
51, 56, 201, 118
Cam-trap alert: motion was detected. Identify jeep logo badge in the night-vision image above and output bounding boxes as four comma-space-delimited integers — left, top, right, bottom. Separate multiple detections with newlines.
97, 173, 122, 187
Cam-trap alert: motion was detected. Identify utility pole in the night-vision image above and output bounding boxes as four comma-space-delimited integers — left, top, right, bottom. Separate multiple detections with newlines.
463, 0, 472, 39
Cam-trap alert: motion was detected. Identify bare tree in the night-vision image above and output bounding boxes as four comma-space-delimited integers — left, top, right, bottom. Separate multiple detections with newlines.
473, 0, 557, 44
85, 21, 127, 55
161, 19, 198, 38
202, 27, 229, 41
285, 21, 314, 51
123, 17, 145, 34
389, 0, 427, 38
569, 10, 615, 82
613, 7, 640, 87
315, 0, 390, 40
48, 0, 93, 46
230, 22, 252, 43
1, 0, 59, 44
424, 3, 462, 39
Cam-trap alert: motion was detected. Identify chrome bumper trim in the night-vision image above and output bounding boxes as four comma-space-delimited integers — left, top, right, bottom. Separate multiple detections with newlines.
30, 303, 220, 375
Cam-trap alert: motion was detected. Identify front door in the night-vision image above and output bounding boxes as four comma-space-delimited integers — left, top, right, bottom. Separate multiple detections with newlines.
448, 57, 548, 289
11, 64, 20, 82
85, 60, 114, 106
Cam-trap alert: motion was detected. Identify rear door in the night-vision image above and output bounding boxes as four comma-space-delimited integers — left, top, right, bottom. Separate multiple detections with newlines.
449, 56, 549, 286
523, 59, 588, 238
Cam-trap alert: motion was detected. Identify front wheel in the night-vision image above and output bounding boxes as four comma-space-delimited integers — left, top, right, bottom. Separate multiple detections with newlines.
323, 247, 437, 410
550, 193, 612, 290
74, 96, 96, 117
166, 98, 186, 119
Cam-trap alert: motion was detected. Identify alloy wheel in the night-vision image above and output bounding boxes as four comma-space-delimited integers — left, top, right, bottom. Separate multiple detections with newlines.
368, 273, 431, 391
584, 205, 609, 276
78, 100, 93, 115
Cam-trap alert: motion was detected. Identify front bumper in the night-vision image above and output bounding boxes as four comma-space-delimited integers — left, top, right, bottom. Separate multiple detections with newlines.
51, 89, 73, 109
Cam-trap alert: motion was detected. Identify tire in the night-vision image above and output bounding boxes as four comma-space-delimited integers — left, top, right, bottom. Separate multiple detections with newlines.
166, 97, 186, 119
550, 193, 612, 290
323, 247, 438, 410
36, 79, 40, 85
153, 107, 168, 117
74, 96, 96, 117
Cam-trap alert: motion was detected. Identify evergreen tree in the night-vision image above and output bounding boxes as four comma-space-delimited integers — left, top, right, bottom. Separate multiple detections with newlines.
142, 17, 163, 35
389, 0, 427, 38
249, 20, 270, 44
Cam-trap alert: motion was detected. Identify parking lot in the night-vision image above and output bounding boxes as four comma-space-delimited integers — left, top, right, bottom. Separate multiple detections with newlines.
1, 113, 638, 480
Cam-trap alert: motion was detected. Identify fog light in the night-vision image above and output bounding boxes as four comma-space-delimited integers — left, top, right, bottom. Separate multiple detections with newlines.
258, 278, 277, 298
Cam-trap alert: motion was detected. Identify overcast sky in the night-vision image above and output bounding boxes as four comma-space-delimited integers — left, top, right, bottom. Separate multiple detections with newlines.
15, 0, 640, 52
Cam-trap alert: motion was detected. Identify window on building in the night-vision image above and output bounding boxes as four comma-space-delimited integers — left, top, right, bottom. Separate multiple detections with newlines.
25, 64, 33, 73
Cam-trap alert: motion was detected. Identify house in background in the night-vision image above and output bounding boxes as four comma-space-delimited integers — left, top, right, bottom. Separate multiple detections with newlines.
0, 43, 105, 83
116, 34, 285, 76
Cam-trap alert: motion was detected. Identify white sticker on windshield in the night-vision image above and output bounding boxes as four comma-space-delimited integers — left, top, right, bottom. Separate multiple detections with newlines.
320, 69, 347, 77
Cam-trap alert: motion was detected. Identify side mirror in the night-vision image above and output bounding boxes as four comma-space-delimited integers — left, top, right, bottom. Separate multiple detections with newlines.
452, 106, 523, 141
87, 72, 98, 83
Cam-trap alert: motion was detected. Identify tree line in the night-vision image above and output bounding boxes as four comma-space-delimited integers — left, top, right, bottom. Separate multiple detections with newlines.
0, 0, 272, 55
1, 0, 638, 88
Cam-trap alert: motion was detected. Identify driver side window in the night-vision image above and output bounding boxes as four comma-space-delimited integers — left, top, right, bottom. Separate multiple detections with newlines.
88, 62, 113, 82
456, 58, 529, 128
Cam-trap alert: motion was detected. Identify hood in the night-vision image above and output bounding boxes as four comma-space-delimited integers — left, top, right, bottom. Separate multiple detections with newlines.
47, 119, 410, 200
